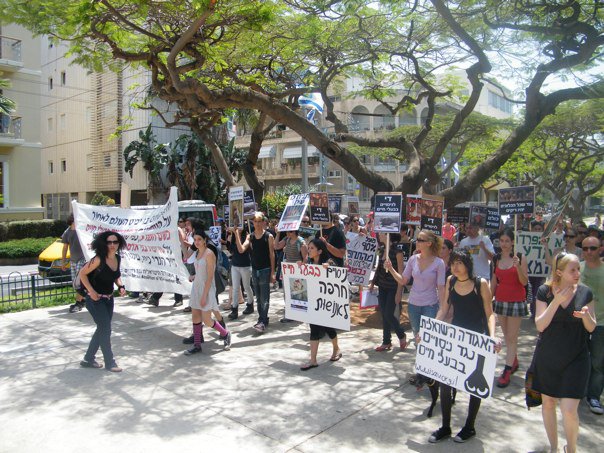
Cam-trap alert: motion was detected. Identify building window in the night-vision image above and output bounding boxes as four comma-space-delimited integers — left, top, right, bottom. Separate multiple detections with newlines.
328, 169, 341, 178
85, 107, 92, 123
48, 77, 53, 90
0, 161, 6, 208
48, 161, 54, 175
61, 71, 66, 86
61, 159, 67, 172
60, 114, 66, 130
104, 154, 111, 167
86, 153, 93, 170
48, 117, 53, 132
488, 90, 513, 114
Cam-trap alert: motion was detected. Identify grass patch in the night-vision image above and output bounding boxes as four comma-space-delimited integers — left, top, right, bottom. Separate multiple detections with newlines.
0, 294, 74, 314
0, 237, 56, 259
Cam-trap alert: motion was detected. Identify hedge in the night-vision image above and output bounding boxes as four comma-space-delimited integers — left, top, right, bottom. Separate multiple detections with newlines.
0, 237, 57, 259
0, 219, 68, 242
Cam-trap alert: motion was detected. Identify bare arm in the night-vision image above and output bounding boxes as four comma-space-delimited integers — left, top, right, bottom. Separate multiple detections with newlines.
201, 251, 216, 307
480, 279, 496, 338
395, 251, 404, 304
78, 257, 101, 300
574, 300, 597, 333
61, 243, 69, 270
268, 234, 276, 283
516, 254, 529, 286
300, 242, 308, 263
236, 230, 250, 254
435, 276, 451, 321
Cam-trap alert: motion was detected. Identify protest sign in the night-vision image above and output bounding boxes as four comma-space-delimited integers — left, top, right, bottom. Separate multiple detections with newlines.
446, 207, 469, 224
360, 289, 379, 309
486, 207, 501, 230
346, 234, 377, 286
73, 187, 192, 294
469, 205, 488, 228
277, 193, 309, 231
299, 226, 319, 238
396, 241, 414, 263
208, 226, 221, 247
309, 192, 330, 224
282, 262, 350, 330
543, 193, 571, 239
406, 194, 421, 225
374, 193, 403, 233
228, 186, 244, 228
415, 316, 497, 399
499, 185, 535, 215
516, 231, 550, 277
243, 190, 256, 219
328, 194, 342, 214
421, 195, 444, 235
347, 196, 360, 216
223, 205, 229, 225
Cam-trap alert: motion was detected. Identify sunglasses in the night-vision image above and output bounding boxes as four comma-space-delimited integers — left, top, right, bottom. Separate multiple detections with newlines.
582, 246, 599, 252
416, 238, 429, 243
107, 240, 119, 245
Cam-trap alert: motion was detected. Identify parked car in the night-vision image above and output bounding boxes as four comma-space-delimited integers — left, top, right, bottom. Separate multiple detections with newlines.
38, 239, 71, 283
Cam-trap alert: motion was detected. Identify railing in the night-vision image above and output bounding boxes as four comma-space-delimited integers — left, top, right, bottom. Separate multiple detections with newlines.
0, 272, 75, 311
0, 36, 22, 62
261, 163, 319, 176
0, 115, 22, 139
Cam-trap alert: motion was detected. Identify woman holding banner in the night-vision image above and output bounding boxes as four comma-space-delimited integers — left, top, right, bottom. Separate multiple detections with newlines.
490, 228, 529, 388
370, 233, 407, 352
428, 249, 499, 443
533, 253, 595, 453
300, 238, 342, 370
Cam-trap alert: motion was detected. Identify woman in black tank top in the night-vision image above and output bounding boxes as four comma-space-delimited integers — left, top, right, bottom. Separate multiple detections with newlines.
79, 231, 127, 373
429, 250, 501, 444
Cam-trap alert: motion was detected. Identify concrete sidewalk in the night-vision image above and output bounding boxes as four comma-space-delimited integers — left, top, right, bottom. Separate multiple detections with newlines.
0, 292, 601, 453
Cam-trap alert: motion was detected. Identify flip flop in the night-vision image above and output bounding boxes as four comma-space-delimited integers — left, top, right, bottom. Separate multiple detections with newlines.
300, 363, 319, 371
330, 353, 343, 362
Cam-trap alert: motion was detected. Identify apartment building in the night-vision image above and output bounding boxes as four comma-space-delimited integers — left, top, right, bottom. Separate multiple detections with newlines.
0, 24, 44, 220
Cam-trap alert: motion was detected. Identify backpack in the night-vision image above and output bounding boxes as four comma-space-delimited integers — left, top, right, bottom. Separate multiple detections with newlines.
74, 256, 108, 296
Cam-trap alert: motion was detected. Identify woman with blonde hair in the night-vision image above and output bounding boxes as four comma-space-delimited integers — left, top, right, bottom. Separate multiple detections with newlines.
533, 253, 596, 453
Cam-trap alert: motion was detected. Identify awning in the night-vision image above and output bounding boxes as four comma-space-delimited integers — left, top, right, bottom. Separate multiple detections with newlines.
258, 145, 276, 159
282, 145, 319, 159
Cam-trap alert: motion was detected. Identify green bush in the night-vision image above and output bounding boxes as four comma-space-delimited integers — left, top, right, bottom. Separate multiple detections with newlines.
0, 237, 56, 259
0, 220, 67, 241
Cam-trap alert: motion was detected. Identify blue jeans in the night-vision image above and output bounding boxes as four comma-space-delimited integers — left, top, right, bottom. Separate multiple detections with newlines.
252, 268, 271, 326
84, 295, 116, 369
588, 326, 604, 401
408, 303, 439, 336
378, 286, 406, 345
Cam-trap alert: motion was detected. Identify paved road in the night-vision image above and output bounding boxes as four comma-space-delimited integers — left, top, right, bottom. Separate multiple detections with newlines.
0, 291, 602, 453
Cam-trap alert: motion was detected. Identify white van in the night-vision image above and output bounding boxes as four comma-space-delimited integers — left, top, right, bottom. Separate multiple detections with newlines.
133, 200, 218, 229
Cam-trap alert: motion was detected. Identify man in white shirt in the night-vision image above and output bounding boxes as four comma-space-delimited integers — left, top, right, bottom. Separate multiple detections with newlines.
458, 223, 495, 280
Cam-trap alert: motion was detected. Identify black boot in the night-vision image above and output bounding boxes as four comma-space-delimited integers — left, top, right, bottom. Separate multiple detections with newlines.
228, 307, 238, 320
242, 304, 254, 315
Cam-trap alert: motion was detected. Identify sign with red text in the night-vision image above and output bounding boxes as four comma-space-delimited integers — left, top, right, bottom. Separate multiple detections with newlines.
346, 234, 377, 286
73, 187, 191, 294
277, 193, 310, 232
282, 262, 350, 331
405, 194, 421, 225
415, 316, 497, 400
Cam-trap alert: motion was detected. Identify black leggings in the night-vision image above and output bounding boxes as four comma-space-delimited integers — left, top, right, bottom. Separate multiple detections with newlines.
441, 384, 481, 429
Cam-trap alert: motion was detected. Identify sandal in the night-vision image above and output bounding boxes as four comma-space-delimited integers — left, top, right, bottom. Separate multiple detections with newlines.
399, 335, 408, 351
300, 363, 319, 371
80, 360, 102, 369
330, 352, 343, 362
375, 343, 392, 352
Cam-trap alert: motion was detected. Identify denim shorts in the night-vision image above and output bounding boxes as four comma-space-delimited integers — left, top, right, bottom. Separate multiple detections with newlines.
407, 303, 439, 335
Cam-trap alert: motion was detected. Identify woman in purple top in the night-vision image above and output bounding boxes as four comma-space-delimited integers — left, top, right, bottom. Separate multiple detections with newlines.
385, 230, 446, 342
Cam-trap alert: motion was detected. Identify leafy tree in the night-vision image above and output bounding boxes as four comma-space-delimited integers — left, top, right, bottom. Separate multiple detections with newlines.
6, 0, 604, 207
90, 192, 115, 206
260, 184, 303, 219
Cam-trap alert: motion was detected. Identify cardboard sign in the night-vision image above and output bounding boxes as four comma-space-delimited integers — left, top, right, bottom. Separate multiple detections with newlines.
346, 234, 378, 286
469, 205, 488, 228
406, 194, 421, 225
282, 262, 350, 331
415, 316, 497, 400
243, 190, 256, 219
208, 226, 221, 247
486, 207, 501, 230
309, 192, 330, 224
228, 186, 244, 228
360, 289, 379, 309
516, 231, 550, 277
421, 195, 444, 235
299, 226, 319, 238
328, 194, 342, 214
499, 185, 535, 215
347, 196, 360, 216
277, 193, 309, 232
446, 207, 470, 224
374, 192, 403, 233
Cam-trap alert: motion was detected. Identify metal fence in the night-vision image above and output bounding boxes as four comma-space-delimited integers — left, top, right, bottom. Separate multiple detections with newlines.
0, 272, 75, 310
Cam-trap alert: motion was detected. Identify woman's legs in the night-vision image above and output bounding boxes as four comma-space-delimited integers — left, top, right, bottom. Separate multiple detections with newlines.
541, 394, 559, 452
500, 315, 521, 367
84, 297, 115, 368
377, 288, 392, 345
309, 340, 319, 365
560, 398, 580, 453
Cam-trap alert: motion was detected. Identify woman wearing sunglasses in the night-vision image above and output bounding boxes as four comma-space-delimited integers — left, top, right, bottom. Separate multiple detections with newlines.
78, 231, 127, 372
533, 252, 596, 453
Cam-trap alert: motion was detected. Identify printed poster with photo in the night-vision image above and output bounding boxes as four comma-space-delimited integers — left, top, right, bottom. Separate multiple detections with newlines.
277, 193, 309, 231
446, 207, 470, 224
328, 194, 342, 215
420, 195, 444, 235
228, 186, 244, 228
469, 204, 488, 228
374, 192, 403, 233
282, 262, 350, 331
208, 226, 221, 248
243, 190, 257, 219
347, 196, 360, 216
499, 185, 535, 215
309, 192, 330, 224
405, 194, 421, 226
415, 316, 497, 400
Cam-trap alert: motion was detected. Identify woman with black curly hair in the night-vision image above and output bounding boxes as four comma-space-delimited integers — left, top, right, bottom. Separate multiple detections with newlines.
78, 231, 127, 372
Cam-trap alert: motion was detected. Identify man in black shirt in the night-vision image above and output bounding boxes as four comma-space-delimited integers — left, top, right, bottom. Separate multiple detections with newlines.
316, 213, 347, 266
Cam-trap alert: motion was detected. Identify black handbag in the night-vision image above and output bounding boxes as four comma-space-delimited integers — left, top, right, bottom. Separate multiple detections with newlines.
525, 337, 542, 409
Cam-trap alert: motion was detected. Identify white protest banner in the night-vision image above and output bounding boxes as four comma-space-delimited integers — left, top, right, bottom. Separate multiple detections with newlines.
346, 234, 377, 286
374, 192, 403, 233
73, 187, 192, 294
282, 262, 350, 331
360, 288, 379, 309
277, 193, 309, 231
209, 226, 221, 247
516, 231, 550, 277
228, 186, 244, 228
415, 316, 497, 400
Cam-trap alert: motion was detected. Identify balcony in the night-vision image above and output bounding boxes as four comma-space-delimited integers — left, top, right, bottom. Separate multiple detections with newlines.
0, 36, 23, 71
0, 115, 24, 146
258, 163, 320, 180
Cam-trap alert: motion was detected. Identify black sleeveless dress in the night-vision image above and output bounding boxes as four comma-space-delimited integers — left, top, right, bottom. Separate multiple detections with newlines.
532, 284, 593, 399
